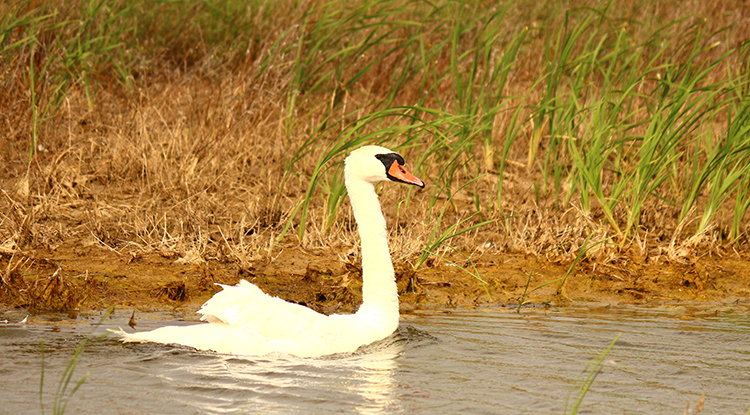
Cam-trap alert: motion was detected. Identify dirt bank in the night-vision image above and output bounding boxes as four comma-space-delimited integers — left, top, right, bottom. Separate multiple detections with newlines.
2, 244, 748, 317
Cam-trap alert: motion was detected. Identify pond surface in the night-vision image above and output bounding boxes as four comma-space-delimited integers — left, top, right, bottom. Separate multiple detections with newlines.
1, 304, 749, 414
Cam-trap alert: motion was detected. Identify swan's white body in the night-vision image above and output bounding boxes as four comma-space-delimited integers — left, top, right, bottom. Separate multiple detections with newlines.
115, 145, 424, 357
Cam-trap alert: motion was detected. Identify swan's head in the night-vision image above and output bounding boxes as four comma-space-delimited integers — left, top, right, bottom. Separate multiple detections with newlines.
345, 145, 425, 188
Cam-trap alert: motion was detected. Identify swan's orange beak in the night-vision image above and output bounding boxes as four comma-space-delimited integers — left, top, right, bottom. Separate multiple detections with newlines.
387, 162, 425, 188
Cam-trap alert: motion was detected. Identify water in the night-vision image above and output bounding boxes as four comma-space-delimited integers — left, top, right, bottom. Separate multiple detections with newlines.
1, 304, 749, 414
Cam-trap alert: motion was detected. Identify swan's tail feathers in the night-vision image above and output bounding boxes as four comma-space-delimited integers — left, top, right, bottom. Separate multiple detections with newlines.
196, 279, 325, 338
108, 327, 146, 343
200, 315, 227, 324
197, 279, 267, 324
197, 279, 298, 326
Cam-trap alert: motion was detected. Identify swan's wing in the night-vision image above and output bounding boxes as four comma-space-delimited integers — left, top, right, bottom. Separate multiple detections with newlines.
197, 279, 326, 339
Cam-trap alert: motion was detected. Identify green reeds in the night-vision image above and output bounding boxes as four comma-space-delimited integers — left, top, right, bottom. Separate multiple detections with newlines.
535, 5, 750, 246
286, 1, 750, 253
565, 333, 621, 415
40, 307, 113, 415
447, 1, 526, 171
2, 0, 133, 164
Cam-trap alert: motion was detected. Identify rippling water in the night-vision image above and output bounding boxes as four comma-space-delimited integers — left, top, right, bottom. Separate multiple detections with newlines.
1, 304, 749, 414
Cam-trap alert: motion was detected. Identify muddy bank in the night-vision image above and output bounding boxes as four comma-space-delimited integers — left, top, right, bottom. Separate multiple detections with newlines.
1, 245, 749, 317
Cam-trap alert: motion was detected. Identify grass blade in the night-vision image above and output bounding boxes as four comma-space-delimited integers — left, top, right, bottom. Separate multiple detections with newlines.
566, 333, 621, 415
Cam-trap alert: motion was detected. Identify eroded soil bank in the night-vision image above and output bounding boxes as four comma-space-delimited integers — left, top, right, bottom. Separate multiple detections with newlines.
2, 245, 749, 318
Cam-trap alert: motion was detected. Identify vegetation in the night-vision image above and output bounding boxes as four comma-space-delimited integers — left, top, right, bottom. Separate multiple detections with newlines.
1, 0, 749, 309
564, 333, 621, 415
39, 307, 112, 414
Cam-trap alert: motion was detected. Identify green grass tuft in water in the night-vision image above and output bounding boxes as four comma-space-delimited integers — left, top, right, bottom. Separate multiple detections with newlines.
39, 307, 113, 414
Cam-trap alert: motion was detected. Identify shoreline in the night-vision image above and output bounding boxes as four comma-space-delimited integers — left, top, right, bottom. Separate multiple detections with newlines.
2, 245, 748, 316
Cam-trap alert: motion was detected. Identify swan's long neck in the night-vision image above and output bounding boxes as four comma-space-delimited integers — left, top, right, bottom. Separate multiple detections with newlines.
345, 178, 399, 323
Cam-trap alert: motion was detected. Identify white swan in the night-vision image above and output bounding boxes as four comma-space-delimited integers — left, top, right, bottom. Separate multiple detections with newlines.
114, 145, 424, 357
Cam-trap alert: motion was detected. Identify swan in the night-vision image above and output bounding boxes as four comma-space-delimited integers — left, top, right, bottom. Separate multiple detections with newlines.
114, 145, 424, 357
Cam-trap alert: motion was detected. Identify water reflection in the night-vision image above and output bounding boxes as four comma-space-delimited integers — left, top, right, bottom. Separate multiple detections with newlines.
349, 351, 400, 415
108, 327, 409, 414
219, 341, 403, 415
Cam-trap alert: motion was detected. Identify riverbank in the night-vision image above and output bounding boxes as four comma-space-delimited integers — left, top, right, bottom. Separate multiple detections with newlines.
2, 244, 748, 316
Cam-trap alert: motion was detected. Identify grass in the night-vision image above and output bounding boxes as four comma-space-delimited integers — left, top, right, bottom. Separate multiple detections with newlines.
564, 332, 621, 415
40, 307, 113, 414
1, 0, 750, 309
515, 233, 612, 311
2, 0, 134, 164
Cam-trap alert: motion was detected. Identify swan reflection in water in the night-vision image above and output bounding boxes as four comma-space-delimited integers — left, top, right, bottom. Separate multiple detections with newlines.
336, 338, 403, 415
141, 329, 410, 414
240, 334, 404, 414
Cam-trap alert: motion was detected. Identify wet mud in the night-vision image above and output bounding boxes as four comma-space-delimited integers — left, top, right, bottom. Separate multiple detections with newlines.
2, 245, 749, 316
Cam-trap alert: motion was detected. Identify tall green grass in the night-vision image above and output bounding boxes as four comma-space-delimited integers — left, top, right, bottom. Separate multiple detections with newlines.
1, 0, 134, 163
280, 1, 750, 251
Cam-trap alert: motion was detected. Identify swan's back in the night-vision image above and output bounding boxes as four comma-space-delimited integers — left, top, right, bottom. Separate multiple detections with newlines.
118, 280, 395, 357
198, 280, 323, 338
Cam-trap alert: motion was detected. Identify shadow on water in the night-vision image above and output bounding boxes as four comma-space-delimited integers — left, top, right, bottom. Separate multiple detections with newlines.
1, 305, 749, 414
